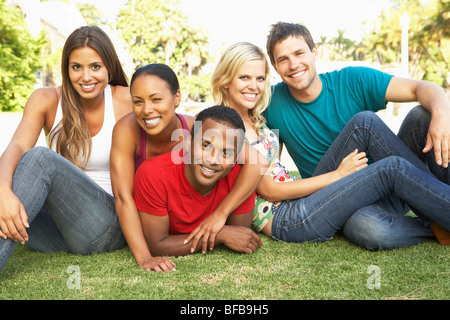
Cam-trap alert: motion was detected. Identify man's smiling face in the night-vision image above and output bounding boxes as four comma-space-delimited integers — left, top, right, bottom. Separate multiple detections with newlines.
272, 35, 321, 100
184, 118, 240, 196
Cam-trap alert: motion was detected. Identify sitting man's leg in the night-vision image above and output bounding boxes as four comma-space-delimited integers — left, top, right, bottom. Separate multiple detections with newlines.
398, 105, 449, 184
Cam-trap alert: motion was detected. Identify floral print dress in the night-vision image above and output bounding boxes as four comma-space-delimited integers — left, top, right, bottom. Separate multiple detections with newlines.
246, 125, 297, 232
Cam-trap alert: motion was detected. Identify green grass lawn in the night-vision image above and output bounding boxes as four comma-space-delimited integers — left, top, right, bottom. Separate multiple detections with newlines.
0, 173, 448, 302
0, 233, 448, 300
0, 172, 450, 302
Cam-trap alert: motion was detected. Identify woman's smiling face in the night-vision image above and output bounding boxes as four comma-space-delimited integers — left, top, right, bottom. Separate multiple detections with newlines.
131, 74, 180, 136
224, 59, 267, 112
68, 46, 109, 100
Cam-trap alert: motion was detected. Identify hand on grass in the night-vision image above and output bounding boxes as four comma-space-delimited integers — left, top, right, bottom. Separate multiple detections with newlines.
140, 255, 176, 273
216, 226, 263, 254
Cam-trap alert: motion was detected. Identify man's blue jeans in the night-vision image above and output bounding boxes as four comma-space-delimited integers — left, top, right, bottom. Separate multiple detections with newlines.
397, 105, 449, 184
0, 147, 126, 272
271, 110, 449, 250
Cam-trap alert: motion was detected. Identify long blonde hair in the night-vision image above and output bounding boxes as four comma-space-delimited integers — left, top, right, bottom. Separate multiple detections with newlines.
48, 26, 128, 168
211, 42, 271, 132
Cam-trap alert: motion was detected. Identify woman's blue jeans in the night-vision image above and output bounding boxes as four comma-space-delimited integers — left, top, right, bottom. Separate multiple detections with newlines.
0, 147, 126, 272
271, 156, 450, 248
271, 110, 449, 250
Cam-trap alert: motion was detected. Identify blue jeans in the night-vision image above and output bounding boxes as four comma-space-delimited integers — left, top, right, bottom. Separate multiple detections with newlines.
397, 105, 449, 184
271, 156, 450, 247
272, 110, 448, 249
0, 147, 126, 272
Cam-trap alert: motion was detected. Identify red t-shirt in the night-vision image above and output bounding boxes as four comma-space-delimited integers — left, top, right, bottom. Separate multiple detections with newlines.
134, 151, 256, 235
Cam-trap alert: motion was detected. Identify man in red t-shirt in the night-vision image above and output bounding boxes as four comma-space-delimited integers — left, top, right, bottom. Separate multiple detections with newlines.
134, 105, 261, 259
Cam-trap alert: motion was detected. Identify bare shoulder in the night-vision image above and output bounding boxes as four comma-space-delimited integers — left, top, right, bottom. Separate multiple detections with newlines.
26, 87, 59, 109
112, 112, 141, 157
23, 87, 60, 125
180, 113, 195, 130
113, 111, 139, 136
111, 85, 132, 120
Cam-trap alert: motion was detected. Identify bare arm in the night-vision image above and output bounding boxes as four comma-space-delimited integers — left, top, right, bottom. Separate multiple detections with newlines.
386, 77, 450, 168
0, 88, 57, 242
139, 211, 262, 257
257, 149, 368, 202
110, 115, 175, 272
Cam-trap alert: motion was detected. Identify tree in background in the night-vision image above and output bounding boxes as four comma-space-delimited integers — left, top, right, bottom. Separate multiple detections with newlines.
361, 0, 449, 88
317, 30, 366, 61
117, 0, 211, 101
76, 2, 108, 28
0, 0, 45, 111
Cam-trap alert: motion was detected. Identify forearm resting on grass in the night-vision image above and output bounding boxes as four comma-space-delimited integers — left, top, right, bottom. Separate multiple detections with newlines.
115, 196, 175, 272
140, 211, 262, 257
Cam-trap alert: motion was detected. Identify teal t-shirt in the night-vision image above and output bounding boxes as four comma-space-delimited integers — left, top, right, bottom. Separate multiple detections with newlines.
263, 66, 393, 178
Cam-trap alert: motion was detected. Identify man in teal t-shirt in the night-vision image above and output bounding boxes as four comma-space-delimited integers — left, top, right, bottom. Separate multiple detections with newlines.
263, 22, 450, 249
264, 22, 450, 179
265, 67, 392, 178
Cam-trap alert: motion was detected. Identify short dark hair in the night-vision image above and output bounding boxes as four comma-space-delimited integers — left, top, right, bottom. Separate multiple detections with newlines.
192, 105, 246, 151
130, 63, 179, 94
266, 22, 315, 65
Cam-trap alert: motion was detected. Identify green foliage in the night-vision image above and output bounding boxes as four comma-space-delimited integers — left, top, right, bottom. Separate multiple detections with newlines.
0, 0, 45, 111
116, 0, 211, 101
315, 0, 449, 88
361, 0, 449, 87
317, 30, 365, 61
180, 72, 212, 102
76, 2, 108, 27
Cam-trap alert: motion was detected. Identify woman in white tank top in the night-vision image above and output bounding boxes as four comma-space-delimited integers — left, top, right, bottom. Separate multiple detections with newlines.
0, 26, 132, 273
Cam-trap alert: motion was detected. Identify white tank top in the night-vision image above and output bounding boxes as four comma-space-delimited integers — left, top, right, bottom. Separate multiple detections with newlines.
48, 85, 115, 196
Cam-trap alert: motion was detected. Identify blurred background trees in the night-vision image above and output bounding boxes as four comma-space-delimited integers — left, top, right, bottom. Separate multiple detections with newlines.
0, 0, 45, 111
0, 0, 448, 112
116, 0, 211, 102
317, 0, 449, 88
360, 0, 449, 87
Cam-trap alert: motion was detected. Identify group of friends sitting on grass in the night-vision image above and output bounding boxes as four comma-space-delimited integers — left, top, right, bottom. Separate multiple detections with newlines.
0, 22, 449, 274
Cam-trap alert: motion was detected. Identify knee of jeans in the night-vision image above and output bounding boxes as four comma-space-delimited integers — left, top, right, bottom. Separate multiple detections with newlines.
403, 105, 430, 124
22, 146, 53, 163
17, 147, 59, 179
399, 105, 430, 138
348, 111, 385, 131
342, 210, 395, 250
350, 111, 377, 124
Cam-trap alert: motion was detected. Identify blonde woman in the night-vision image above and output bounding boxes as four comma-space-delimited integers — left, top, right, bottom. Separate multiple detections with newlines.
0, 26, 132, 272
210, 42, 450, 249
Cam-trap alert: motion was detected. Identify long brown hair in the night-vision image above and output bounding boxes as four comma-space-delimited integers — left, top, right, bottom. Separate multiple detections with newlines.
48, 26, 128, 168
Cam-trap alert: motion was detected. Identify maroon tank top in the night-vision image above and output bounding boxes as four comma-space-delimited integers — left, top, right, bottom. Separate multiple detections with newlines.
134, 113, 190, 170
